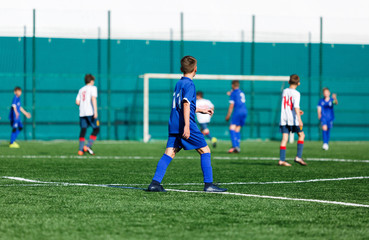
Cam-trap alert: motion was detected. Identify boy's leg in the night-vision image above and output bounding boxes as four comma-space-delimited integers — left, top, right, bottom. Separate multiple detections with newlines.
87, 127, 100, 148
229, 125, 237, 149
79, 128, 87, 152
152, 147, 177, 184
279, 133, 289, 165
295, 131, 307, 166
10, 128, 20, 144
196, 146, 227, 192
322, 124, 328, 144
235, 126, 242, 148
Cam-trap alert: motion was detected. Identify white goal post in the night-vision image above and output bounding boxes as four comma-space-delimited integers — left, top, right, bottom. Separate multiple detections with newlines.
141, 73, 290, 143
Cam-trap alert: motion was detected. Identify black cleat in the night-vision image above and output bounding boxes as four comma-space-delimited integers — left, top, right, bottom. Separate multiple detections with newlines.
204, 183, 227, 192
147, 183, 167, 192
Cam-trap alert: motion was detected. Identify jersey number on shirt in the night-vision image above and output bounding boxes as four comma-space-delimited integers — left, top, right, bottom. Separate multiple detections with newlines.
283, 96, 293, 110
240, 92, 246, 103
82, 91, 86, 101
172, 90, 182, 110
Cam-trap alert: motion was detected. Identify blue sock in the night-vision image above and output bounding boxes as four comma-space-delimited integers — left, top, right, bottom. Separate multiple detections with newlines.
322, 130, 328, 144
280, 146, 286, 161
229, 130, 237, 148
152, 154, 173, 183
79, 138, 85, 151
87, 135, 97, 148
297, 141, 304, 158
10, 129, 20, 144
326, 129, 330, 144
236, 132, 241, 147
201, 153, 213, 183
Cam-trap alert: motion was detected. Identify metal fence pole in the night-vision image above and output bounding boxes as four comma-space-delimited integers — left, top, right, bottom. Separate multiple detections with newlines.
250, 15, 255, 138
169, 28, 174, 107
180, 12, 184, 58
32, 9, 36, 140
319, 17, 323, 98
97, 27, 102, 140
319, 17, 323, 140
308, 32, 312, 141
240, 30, 245, 75
23, 26, 27, 140
107, 10, 111, 140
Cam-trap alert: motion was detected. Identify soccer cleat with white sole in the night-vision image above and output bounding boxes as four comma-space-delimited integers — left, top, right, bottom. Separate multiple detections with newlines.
294, 157, 307, 166
278, 161, 291, 167
83, 146, 95, 155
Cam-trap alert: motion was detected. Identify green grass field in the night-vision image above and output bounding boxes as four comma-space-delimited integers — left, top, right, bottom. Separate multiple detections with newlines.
1, 140, 369, 240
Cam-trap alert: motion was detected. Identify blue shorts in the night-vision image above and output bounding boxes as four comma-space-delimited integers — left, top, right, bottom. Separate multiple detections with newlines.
80, 116, 99, 129
166, 132, 208, 150
321, 119, 333, 129
10, 119, 23, 129
199, 123, 209, 131
231, 113, 247, 127
280, 125, 303, 134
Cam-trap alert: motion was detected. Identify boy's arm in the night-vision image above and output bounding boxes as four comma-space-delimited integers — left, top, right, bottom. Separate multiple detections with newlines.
12, 105, 19, 119
92, 96, 98, 119
182, 101, 190, 139
332, 93, 338, 105
196, 107, 214, 116
225, 103, 234, 121
76, 92, 80, 106
20, 107, 31, 119
317, 106, 322, 120
76, 99, 80, 106
295, 107, 303, 129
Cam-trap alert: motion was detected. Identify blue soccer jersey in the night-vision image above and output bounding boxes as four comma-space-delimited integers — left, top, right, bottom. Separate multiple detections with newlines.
230, 89, 247, 115
168, 77, 197, 134
9, 95, 21, 121
318, 97, 335, 121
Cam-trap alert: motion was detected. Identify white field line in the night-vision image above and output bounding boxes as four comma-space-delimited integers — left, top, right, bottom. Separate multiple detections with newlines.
2, 176, 369, 208
166, 189, 369, 208
3, 176, 369, 187
1, 155, 369, 163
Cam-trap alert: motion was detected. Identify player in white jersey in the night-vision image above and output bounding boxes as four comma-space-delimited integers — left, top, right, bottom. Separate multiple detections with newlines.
196, 91, 217, 147
76, 74, 100, 155
279, 74, 307, 166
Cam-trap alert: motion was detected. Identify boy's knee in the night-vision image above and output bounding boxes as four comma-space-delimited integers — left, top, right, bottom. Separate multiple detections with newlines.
322, 125, 328, 131
298, 132, 305, 140
197, 146, 211, 154
92, 127, 100, 136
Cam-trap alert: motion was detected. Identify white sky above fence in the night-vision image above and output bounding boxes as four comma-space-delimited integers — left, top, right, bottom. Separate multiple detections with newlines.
0, 0, 369, 43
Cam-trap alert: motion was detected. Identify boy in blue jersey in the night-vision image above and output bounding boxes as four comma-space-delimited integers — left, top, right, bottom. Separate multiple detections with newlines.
225, 81, 247, 153
147, 56, 227, 192
317, 88, 338, 150
9, 87, 31, 148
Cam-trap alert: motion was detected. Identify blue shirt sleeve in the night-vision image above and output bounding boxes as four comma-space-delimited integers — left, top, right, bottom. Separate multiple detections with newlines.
182, 82, 195, 104
11, 96, 17, 106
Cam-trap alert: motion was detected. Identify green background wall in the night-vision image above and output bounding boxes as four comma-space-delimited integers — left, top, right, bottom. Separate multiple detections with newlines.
1, 37, 368, 141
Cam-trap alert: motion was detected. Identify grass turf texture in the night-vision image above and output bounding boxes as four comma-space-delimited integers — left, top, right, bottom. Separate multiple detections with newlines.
0, 140, 368, 240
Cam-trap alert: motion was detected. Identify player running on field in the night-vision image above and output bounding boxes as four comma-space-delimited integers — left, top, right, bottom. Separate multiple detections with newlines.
9, 87, 31, 148
225, 80, 247, 153
317, 87, 338, 150
279, 74, 307, 166
147, 56, 227, 192
196, 91, 217, 148
76, 74, 100, 155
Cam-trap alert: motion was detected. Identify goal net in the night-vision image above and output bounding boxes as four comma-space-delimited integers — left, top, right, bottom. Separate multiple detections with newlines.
141, 73, 290, 143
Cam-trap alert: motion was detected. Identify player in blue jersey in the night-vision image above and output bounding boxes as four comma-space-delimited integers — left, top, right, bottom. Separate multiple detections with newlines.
225, 81, 247, 153
147, 56, 227, 192
317, 88, 338, 150
9, 87, 31, 148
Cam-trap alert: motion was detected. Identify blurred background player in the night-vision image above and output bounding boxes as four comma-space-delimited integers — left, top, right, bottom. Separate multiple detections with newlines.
279, 74, 306, 166
317, 88, 338, 150
196, 91, 217, 148
225, 80, 247, 153
9, 86, 31, 148
76, 74, 100, 155
147, 56, 227, 193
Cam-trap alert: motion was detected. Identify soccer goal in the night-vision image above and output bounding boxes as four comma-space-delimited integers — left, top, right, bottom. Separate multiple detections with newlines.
141, 73, 290, 143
